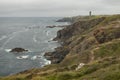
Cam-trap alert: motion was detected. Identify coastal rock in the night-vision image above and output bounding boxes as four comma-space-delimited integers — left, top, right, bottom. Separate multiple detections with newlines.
44, 47, 69, 64
46, 25, 56, 28
10, 48, 28, 53
46, 25, 66, 28
54, 17, 105, 42
94, 27, 120, 43
56, 17, 73, 22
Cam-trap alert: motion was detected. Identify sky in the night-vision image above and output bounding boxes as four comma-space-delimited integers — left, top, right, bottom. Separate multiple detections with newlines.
0, 0, 120, 17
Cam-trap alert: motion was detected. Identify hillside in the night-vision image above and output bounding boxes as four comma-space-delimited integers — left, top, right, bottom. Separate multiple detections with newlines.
1, 14, 120, 80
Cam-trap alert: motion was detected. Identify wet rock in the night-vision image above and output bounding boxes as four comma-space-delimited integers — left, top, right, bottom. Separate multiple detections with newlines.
46, 25, 56, 28
10, 48, 28, 53
44, 47, 69, 64
46, 25, 66, 28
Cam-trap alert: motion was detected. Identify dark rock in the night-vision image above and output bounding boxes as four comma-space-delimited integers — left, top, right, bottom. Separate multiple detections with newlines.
10, 48, 28, 53
46, 25, 66, 28
94, 27, 120, 43
46, 25, 56, 28
56, 17, 73, 22
54, 17, 105, 42
44, 47, 69, 64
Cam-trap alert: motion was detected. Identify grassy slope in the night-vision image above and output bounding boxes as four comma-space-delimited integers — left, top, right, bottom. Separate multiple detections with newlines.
1, 14, 120, 80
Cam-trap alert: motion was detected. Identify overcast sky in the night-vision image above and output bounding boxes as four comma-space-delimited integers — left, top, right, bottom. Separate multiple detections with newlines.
0, 0, 120, 17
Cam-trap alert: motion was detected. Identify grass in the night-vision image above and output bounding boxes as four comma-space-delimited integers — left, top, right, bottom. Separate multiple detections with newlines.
94, 39, 120, 59
99, 14, 120, 26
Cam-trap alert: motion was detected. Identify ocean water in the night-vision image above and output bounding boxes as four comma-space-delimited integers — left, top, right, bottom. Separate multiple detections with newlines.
0, 17, 68, 76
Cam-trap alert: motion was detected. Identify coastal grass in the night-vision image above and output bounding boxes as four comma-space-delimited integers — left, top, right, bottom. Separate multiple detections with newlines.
41, 57, 120, 80
94, 39, 120, 59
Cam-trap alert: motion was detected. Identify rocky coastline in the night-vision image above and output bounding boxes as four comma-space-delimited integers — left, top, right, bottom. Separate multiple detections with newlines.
44, 20, 70, 64
1, 14, 120, 80
44, 16, 106, 64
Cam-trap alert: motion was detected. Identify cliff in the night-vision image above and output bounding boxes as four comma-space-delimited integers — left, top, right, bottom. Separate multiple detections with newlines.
1, 14, 120, 80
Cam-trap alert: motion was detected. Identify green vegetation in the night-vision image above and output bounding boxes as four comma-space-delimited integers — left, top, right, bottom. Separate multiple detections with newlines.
94, 39, 120, 59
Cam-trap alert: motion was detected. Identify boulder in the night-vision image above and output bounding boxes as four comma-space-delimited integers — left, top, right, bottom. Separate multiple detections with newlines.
10, 48, 28, 53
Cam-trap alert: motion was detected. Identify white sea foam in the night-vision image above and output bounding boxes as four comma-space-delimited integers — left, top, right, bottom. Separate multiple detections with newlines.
33, 35, 37, 43
44, 59, 51, 65
50, 38, 53, 41
16, 55, 29, 59
5, 49, 12, 52
31, 56, 37, 60
46, 31, 51, 36
37, 55, 42, 58
31, 55, 42, 60
45, 60, 51, 65
27, 49, 32, 52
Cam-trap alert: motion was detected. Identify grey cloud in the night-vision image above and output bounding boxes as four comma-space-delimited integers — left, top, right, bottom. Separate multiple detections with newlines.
0, 0, 120, 17
101, 0, 120, 5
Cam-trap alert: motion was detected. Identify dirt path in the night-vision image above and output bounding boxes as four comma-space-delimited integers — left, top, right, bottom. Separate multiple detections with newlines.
90, 47, 99, 62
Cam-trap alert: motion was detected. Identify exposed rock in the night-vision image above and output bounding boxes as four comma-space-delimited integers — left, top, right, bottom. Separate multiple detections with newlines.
94, 27, 120, 43
46, 25, 56, 28
75, 63, 85, 70
54, 17, 105, 42
10, 48, 28, 53
44, 47, 69, 64
56, 17, 73, 22
46, 25, 66, 28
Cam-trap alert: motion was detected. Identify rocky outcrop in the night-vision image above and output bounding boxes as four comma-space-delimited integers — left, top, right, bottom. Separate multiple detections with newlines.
10, 48, 28, 53
44, 47, 69, 64
94, 25, 120, 43
54, 17, 106, 42
46, 25, 56, 28
56, 17, 73, 22
46, 25, 66, 28
45, 17, 106, 64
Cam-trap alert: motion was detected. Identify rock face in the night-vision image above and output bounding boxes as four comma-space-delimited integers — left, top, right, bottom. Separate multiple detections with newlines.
10, 48, 28, 53
54, 17, 105, 42
44, 47, 69, 64
94, 27, 120, 43
46, 17, 106, 64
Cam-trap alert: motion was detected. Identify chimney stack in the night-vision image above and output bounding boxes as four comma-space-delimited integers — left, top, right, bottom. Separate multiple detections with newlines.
89, 11, 92, 17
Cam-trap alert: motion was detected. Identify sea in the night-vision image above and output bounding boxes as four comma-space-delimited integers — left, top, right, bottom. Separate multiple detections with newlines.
0, 17, 68, 76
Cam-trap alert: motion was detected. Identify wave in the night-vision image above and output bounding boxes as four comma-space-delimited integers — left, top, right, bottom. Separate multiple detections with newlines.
1, 36, 15, 49
5, 49, 12, 52
31, 55, 43, 60
44, 59, 51, 65
16, 55, 29, 59
31, 56, 37, 60
0, 29, 29, 49
33, 35, 37, 43
46, 31, 51, 36
0, 35, 7, 41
